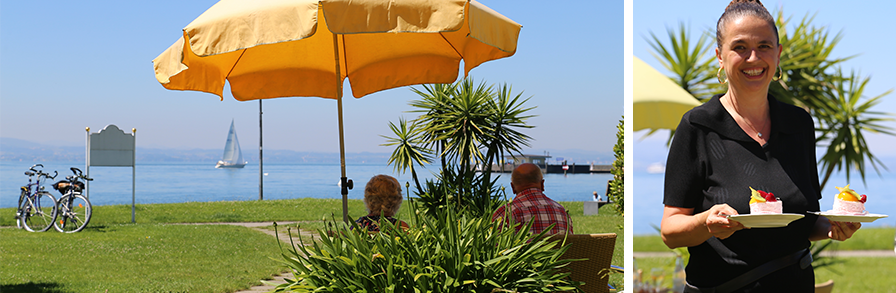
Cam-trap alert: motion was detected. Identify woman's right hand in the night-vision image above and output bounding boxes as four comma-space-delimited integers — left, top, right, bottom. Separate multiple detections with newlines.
662, 204, 746, 248
703, 204, 746, 240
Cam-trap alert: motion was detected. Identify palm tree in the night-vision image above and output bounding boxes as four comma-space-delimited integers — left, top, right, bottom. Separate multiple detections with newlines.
409, 82, 458, 176
439, 79, 493, 171
480, 83, 535, 185
381, 118, 433, 195
646, 22, 719, 101
769, 11, 853, 110
393, 78, 536, 217
815, 69, 894, 189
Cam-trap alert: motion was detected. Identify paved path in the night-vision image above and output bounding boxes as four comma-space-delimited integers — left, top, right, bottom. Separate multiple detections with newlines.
188, 222, 313, 293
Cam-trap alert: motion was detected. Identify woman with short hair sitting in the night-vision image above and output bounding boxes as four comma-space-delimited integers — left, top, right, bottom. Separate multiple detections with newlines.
354, 174, 410, 232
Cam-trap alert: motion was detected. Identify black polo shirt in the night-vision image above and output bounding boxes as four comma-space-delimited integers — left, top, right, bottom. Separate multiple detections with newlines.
664, 94, 820, 291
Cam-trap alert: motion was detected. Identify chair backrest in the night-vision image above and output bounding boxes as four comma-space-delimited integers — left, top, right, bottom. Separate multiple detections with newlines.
549, 233, 617, 293
814, 279, 834, 293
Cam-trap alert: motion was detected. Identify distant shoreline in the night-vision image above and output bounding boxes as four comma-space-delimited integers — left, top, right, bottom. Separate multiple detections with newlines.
1, 137, 611, 165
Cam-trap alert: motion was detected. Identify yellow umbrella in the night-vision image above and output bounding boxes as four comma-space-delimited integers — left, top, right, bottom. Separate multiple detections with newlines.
633, 56, 701, 133
152, 0, 521, 222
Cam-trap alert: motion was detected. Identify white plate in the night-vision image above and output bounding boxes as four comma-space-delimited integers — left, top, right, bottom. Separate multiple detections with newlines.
812, 212, 889, 223
726, 213, 805, 228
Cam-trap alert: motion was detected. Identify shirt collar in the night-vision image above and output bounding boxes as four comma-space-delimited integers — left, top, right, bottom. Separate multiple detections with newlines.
687, 93, 802, 142
514, 187, 543, 199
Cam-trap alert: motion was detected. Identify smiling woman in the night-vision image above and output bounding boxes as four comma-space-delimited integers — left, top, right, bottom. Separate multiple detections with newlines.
659, 0, 862, 292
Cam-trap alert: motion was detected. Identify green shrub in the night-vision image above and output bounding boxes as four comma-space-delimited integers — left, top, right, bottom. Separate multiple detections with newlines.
413, 165, 505, 219
384, 78, 536, 219
607, 117, 624, 216
274, 208, 578, 292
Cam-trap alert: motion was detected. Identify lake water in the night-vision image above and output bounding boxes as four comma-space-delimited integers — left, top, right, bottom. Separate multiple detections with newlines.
1, 161, 611, 209
633, 171, 896, 235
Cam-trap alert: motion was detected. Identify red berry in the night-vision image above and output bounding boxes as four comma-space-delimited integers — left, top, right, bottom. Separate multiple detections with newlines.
763, 192, 776, 202
860, 194, 867, 203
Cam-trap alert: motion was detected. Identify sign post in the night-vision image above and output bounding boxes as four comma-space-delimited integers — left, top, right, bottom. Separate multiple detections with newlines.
87, 125, 136, 223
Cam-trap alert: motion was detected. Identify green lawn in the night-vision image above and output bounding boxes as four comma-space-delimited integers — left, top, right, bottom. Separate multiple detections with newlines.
1, 224, 283, 293
634, 227, 896, 291
634, 227, 896, 251
1, 198, 623, 292
635, 256, 896, 291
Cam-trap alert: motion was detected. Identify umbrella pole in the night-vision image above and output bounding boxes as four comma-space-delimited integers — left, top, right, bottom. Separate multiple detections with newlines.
338, 95, 351, 224
259, 99, 263, 201
334, 33, 352, 224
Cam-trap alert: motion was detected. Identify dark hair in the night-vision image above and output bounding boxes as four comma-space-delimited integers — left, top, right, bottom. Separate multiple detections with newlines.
716, 0, 778, 48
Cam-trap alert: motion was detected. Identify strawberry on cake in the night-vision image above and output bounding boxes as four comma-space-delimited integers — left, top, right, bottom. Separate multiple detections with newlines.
748, 187, 781, 214
832, 185, 867, 215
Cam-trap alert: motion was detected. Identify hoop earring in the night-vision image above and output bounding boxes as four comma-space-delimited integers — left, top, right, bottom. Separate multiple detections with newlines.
717, 67, 728, 84
773, 65, 783, 81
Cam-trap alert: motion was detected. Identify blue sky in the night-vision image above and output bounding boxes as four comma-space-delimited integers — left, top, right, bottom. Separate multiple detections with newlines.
634, 0, 896, 171
0, 1, 623, 160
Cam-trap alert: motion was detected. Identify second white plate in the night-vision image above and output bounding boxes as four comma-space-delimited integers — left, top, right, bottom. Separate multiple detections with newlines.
813, 212, 889, 223
727, 213, 805, 228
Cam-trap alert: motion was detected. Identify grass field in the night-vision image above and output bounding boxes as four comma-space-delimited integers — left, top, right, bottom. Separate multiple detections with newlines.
634, 227, 896, 251
1, 224, 283, 293
635, 256, 896, 291
1, 198, 624, 292
633, 227, 896, 291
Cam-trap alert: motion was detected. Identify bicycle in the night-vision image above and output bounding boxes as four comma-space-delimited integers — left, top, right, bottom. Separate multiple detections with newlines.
52, 167, 93, 233
16, 164, 58, 232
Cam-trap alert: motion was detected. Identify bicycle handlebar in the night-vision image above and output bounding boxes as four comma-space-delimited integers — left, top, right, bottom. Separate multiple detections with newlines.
70, 167, 93, 181
24, 165, 56, 180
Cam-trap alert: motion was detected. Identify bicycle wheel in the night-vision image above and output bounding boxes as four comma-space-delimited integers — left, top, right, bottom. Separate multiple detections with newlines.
22, 191, 57, 232
54, 193, 92, 233
16, 190, 26, 229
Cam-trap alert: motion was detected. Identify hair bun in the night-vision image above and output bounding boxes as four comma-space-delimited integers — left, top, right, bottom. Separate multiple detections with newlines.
726, 0, 766, 12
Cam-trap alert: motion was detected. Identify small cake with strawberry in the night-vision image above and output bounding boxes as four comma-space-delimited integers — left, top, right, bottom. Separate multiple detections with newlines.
832, 185, 867, 215
749, 187, 782, 214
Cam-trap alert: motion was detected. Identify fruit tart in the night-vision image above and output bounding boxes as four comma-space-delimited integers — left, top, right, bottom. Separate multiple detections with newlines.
748, 187, 782, 214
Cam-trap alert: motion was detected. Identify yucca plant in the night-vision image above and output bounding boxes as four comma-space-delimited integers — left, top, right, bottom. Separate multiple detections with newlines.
646, 22, 720, 101
387, 78, 535, 218
413, 164, 504, 219
769, 11, 852, 110
274, 206, 579, 292
381, 118, 433, 195
814, 69, 894, 188
479, 83, 535, 193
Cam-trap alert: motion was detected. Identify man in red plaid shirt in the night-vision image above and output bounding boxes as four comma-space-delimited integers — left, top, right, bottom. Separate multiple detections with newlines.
491, 163, 573, 235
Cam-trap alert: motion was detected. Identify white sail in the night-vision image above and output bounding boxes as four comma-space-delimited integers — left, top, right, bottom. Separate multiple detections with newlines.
216, 120, 247, 168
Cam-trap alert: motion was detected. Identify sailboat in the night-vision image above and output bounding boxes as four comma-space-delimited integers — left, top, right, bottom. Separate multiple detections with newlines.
215, 120, 248, 168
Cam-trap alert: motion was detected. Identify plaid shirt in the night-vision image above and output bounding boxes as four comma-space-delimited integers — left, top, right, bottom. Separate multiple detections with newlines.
491, 187, 573, 235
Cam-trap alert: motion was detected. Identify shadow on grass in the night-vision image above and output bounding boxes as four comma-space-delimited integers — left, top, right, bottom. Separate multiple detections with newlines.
83, 225, 111, 232
1, 282, 67, 293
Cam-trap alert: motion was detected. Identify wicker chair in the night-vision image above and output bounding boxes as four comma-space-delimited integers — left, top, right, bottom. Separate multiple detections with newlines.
549, 233, 618, 293
814, 279, 834, 293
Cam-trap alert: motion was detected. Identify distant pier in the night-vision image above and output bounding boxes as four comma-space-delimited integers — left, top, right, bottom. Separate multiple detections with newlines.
473, 154, 612, 174
476, 163, 611, 174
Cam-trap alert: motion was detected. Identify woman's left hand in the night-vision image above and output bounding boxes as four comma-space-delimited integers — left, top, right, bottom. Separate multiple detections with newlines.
828, 220, 861, 241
